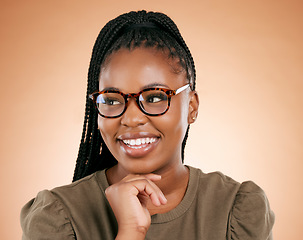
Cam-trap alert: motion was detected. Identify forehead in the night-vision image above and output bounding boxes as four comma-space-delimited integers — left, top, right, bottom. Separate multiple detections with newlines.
99, 47, 187, 91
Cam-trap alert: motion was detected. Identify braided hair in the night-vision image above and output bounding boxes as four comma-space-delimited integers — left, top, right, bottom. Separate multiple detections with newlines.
73, 10, 196, 182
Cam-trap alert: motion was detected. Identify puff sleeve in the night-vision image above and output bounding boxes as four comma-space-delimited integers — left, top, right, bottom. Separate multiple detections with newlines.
20, 190, 75, 240
228, 181, 275, 240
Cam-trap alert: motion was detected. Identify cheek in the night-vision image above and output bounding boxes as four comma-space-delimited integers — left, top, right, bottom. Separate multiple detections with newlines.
158, 96, 189, 138
172, 94, 190, 123
97, 116, 117, 142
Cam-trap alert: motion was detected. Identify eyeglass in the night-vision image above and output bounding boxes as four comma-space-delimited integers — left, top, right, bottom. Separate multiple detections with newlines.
89, 84, 190, 118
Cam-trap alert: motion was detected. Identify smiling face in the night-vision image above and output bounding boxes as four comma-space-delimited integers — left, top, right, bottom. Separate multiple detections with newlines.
98, 47, 198, 176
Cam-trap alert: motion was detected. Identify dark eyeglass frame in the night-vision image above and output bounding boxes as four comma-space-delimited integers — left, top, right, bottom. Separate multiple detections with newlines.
89, 84, 190, 118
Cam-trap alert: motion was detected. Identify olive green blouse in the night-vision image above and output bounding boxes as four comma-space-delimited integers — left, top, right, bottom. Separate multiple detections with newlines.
20, 166, 275, 239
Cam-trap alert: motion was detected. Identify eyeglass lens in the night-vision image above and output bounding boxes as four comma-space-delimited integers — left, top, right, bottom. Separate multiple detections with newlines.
96, 90, 169, 117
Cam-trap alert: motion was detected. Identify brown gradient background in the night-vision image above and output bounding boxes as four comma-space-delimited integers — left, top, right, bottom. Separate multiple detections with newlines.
1, 0, 302, 239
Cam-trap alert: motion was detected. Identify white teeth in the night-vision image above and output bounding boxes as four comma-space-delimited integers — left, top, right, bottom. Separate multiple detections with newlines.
122, 137, 157, 146
135, 139, 141, 145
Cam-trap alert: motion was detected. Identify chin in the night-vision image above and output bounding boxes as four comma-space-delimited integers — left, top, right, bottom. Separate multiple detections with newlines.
118, 159, 162, 175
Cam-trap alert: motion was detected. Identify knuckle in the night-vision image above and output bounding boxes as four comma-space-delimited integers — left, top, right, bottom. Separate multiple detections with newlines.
105, 185, 119, 195
104, 187, 111, 196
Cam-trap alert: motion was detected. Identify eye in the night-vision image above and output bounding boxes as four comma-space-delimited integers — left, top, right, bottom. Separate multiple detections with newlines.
97, 95, 123, 106
104, 98, 122, 105
145, 93, 167, 103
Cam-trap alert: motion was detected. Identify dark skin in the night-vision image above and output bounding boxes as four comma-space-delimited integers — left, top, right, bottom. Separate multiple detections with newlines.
98, 47, 199, 239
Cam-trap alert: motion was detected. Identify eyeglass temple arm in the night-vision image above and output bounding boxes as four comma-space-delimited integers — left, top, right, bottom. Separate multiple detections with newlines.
88, 94, 94, 100
175, 84, 190, 95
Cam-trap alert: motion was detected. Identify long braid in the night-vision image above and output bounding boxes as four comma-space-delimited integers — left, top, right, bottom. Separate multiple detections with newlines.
73, 10, 196, 181
148, 13, 196, 158
150, 12, 196, 90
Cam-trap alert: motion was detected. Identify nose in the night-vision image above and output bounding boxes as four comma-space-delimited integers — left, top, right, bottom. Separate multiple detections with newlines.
120, 98, 148, 127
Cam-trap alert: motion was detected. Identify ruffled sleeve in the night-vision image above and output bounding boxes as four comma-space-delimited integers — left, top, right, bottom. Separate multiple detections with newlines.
228, 181, 275, 240
20, 190, 75, 240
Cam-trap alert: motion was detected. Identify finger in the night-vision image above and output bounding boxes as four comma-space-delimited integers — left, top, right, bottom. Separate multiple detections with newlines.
122, 174, 161, 183
129, 179, 165, 207
137, 192, 150, 206
142, 174, 162, 182
118, 175, 167, 205
128, 177, 167, 205
140, 179, 167, 205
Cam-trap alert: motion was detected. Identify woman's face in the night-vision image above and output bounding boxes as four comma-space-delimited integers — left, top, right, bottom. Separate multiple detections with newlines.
98, 47, 198, 175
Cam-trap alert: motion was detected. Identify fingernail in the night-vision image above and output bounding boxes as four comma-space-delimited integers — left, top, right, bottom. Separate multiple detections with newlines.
160, 192, 167, 203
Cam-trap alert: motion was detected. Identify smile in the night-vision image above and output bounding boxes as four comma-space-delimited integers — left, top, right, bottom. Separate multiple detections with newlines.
122, 137, 157, 148
118, 135, 160, 158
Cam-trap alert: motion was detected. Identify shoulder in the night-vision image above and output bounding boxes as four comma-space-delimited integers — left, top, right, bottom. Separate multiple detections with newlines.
187, 166, 275, 239
188, 166, 242, 227
20, 190, 75, 239
20, 170, 108, 239
51, 171, 106, 200
228, 181, 275, 240
189, 166, 241, 198
49, 170, 109, 215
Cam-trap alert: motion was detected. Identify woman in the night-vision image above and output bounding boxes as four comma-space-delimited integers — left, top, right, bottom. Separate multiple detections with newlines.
21, 10, 275, 239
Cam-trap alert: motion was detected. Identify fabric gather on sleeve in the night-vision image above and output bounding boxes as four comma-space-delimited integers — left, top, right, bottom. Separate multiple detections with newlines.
228, 181, 275, 240
20, 190, 75, 240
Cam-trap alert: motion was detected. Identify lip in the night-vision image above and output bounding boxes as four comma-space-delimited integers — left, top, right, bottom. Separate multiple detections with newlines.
117, 132, 160, 140
117, 132, 160, 158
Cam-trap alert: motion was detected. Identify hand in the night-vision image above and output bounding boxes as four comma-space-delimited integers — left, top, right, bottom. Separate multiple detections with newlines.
105, 174, 167, 240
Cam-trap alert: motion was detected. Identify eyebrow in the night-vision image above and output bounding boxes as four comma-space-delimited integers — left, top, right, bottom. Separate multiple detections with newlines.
100, 83, 170, 92
140, 83, 170, 90
100, 87, 120, 92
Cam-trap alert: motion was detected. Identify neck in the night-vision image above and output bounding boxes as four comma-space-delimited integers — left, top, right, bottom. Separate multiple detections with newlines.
152, 163, 189, 195
147, 164, 189, 215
